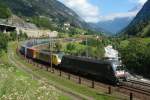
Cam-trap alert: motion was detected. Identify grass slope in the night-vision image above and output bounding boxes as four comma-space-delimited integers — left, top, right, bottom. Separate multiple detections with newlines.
0, 46, 70, 100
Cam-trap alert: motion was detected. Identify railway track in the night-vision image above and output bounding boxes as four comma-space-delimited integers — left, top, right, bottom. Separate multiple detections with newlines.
127, 79, 150, 87
120, 79, 150, 97
120, 85, 150, 96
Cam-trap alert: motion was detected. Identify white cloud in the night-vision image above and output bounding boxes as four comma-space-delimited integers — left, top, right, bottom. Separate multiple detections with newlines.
130, 0, 147, 5
97, 0, 147, 22
59, 0, 148, 23
138, 0, 147, 4
99, 11, 138, 22
59, 0, 101, 23
100, 0, 147, 22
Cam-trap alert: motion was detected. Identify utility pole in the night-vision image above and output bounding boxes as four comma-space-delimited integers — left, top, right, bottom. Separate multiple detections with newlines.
50, 36, 54, 72
49, 37, 52, 72
16, 28, 19, 50
96, 35, 99, 48
86, 36, 88, 58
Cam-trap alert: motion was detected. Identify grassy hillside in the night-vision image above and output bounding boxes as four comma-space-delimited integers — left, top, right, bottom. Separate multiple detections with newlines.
0, 63, 62, 100
141, 23, 150, 37
0, 50, 72, 100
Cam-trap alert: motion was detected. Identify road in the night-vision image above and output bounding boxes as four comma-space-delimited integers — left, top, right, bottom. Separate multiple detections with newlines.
8, 43, 93, 100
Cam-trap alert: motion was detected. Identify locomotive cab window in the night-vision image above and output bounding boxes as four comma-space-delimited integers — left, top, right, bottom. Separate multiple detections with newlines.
58, 54, 64, 59
116, 65, 124, 71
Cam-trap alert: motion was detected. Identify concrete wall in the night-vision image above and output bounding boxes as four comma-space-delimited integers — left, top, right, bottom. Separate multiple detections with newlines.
18, 28, 58, 38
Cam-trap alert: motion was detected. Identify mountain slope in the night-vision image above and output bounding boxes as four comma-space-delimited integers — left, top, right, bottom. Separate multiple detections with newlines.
88, 23, 112, 35
121, 0, 150, 36
0, 0, 88, 29
99, 17, 133, 34
91, 17, 133, 35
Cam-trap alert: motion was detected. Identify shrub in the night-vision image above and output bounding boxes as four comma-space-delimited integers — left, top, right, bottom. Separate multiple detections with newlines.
0, 3, 11, 18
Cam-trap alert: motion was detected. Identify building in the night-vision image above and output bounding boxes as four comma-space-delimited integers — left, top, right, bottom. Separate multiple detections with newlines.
0, 24, 16, 33
20, 28, 58, 38
64, 22, 70, 30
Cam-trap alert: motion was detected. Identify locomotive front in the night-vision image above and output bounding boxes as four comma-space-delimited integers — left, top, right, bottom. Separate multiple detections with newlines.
111, 59, 127, 81
105, 45, 127, 82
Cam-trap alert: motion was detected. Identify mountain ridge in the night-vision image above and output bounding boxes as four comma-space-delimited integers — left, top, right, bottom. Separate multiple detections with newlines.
0, 0, 90, 30
121, 0, 150, 37
90, 17, 133, 35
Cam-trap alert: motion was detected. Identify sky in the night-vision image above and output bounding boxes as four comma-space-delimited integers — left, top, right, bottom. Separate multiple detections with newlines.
58, 0, 148, 23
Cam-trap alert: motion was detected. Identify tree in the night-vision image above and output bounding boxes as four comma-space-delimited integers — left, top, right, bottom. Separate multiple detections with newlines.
66, 43, 76, 54
119, 38, 150, 77
10, 32, 17, 41
145, 26, 150, 36
0, 3, 11, 18
55, 42, 62, 52
23, 32, 28, 40
58, 32, 69, 38
18, 31, 28, 40
0, 33, 8, 55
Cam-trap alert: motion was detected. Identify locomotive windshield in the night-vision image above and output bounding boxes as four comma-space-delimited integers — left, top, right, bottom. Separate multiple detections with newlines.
58, 52, 64, 59
116, 65, 124, 71
112, 62, 124, 71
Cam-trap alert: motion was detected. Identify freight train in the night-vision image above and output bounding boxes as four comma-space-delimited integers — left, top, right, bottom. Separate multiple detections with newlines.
20, 45, 62, 66
20, 40, 127, 85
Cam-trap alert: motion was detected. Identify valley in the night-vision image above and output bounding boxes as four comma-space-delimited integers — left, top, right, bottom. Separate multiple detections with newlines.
0, 0, 150, 100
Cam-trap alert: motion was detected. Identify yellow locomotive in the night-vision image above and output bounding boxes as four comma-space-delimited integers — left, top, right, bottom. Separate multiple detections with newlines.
35, 50, 63, 65
20, 45, 63, 66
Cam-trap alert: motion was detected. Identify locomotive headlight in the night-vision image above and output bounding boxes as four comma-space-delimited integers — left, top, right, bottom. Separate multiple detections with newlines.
115, 71, 125, 77
58, 59, 61, 63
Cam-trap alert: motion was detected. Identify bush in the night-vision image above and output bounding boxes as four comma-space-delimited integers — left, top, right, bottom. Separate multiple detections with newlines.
119, 38, 150, 78
65, 41, 104, 59
0, 3, 11, 18
18, 31, 28, 40
10, 32, 17, 41
30, 16, 56, 30
0, 33, 8, 55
